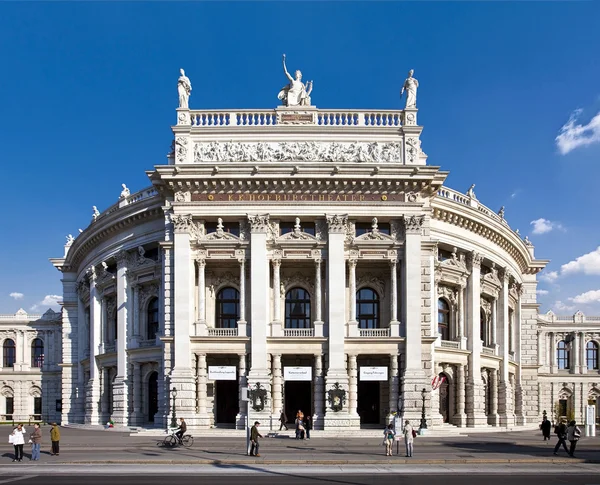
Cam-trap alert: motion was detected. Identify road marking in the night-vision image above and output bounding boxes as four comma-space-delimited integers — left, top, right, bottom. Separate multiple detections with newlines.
0, 477, 38, 484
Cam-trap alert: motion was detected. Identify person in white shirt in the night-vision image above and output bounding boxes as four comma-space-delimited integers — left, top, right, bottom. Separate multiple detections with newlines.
10, 424, 26, 462
403, 420, 414, 457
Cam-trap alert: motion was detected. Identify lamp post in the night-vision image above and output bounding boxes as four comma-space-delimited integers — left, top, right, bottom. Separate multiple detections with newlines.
419, 388, 428, 431
170, 387, 178, 429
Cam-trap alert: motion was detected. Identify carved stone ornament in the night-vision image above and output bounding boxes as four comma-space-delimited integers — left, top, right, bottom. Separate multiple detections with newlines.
175, 137, 188, 163
205, 218, 240, 241
193, 141, 402, 164
247, 382, 268, 412
208, 271, 239, 296
467, 251, 483, 269
172, 214, 193, 234
402, 215, 424, 234
281, 272, 315, 296
326, 214, 348, 234
438, 285, 458, 308
390, 220, 403, 241
357, 273, 385, 296
405, 137, 420, 165
439, 248, 468, 272
174, 191, 191, 203
481, 263, 501, 286
327, 382, 347, 412
480, 298, 492, 316
247, 214, 270, 233
355, 218, 395, 242
278, 218, 317, 241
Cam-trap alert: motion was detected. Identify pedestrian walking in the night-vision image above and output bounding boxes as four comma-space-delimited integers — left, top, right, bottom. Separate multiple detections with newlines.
29, 423, 42, 461
540, 416, 551, 441
9, 424, 26, 462
383, 424, 395, 456
304, 415, 312, 440
403, 420, 415, 457
566, 420, 582, 457
279, 410, 288, 431
250, 421, 263, 457
553, 419, 569, 455
50, 423, 60, 455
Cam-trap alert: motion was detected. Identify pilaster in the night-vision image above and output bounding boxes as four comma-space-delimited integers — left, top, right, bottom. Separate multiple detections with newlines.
497, 267, 512, 426
271, 354, 283, 424
86, 266, 101, 424
453, 364, 467, 426
113, 251, 129, 425
313, 353, 325, 429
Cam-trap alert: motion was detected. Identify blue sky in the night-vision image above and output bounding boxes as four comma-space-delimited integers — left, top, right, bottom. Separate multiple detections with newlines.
1, 1, 599, 315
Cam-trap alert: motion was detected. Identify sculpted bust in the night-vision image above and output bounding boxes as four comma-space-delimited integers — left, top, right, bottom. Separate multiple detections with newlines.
278, 54, 313, 107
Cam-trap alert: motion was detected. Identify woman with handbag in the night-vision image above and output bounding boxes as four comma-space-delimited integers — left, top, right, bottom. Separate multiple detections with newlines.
403, 420, 414, 457
10, 424, 26, 462
383, 424, 395, 456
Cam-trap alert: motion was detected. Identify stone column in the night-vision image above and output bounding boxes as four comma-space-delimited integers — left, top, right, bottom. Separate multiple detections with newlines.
348, 259, 358, 337
324, 215, 356, 428
313, 354, 325, 429
572, 332, 580, 374
238, 255, 247, 336
171, 214, 196, 423
271, 258, 282, 337
197, 353, 209, 427
348, 354, 358, 416
196, 258, 207, 336
491, 298, 498, 352
513, 284, 524, 424
579, 332, 587, 374
458, 285, 467, 349
313, 257, 324, 337
132, 362, 141, 425
388, 354, 399, 420
60, 272, 81, 424
87, 267, 101, 424
390, 259, 399, 337
549, 332, 557, 373
401, 215, 426, 423
132, 284, 140, 342
271, 354, 283, 423
100, 296, 106, 352
236, 353, 247, 428
466, 251, 487, 426
489, 368, 499, 426
453, 364, 467, 426
113, 251, 129, 425
101, 367, 110, 420
247, 215, 272, 425
497, 268, 512, 426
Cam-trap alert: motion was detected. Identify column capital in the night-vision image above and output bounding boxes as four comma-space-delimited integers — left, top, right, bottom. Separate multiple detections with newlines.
389, 258, 398, 266
326, 214, 349, 234
116, 250, 129, 268
271, 258, 281, 268
467, 251, 483, 269
402, 215, 424, 234
498, 266, 511, 284
247, 213, 270, 233
172, 214, 194, 233
348, 258, 357, 268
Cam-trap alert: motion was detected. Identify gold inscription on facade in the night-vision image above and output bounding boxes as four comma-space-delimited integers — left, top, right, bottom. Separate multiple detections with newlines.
192, 192, 395, 203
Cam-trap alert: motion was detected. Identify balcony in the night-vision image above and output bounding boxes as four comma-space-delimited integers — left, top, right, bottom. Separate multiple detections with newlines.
482, 346, 495, 356
440, 340, 460, 349
208, 328, 239, 337
358, 328, 390, 338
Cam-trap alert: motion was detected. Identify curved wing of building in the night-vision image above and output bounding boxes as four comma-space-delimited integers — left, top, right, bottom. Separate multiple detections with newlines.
47, 81, 599, 431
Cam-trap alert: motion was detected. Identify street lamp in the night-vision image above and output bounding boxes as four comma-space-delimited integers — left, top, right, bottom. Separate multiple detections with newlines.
170, 387, 178, 429
419, 388, 428, 431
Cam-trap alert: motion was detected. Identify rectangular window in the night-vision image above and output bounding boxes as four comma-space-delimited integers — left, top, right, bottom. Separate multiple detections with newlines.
5, 397, 13, 419
559, 399, 567, 417
34, 397, 42, 416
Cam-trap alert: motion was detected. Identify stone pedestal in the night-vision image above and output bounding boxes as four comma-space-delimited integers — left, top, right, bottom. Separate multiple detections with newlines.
84, 379, 100, 425
246, 372, 273, 430
323, 373, 360, 430
170, 369, 198, 427
112, 377, 129, 426
465, 381, 488, 427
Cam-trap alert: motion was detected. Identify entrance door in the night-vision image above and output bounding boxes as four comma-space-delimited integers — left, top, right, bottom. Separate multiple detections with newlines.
357, 381, 380, 425
439, 373, 450, 423
284, 381, 312, 424
216, 380, 239, 424
148, 372, 158, 423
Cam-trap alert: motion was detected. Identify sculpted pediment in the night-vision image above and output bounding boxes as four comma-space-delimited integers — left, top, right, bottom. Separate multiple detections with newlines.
438, 248, 468, 272
353, 218, 395, 243
278, 230, 318, 243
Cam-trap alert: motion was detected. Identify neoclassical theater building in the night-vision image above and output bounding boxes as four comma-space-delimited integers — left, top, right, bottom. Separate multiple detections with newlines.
47, 69, 599, 430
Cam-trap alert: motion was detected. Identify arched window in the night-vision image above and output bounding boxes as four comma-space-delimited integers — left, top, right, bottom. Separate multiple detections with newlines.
216, 287, 239, 329
586, 341, 599, 370
285, 288, 311, 329
557, 340, 570, 370
31, 339, 44, 368
357, 288, 379, 329
147, 298, 159, 340
480, 309, 488, 346
3, 340, 15, 367
437, 299, 450, 340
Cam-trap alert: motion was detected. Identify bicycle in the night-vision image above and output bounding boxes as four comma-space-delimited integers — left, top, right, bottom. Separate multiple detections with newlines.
162, 428, 194, 448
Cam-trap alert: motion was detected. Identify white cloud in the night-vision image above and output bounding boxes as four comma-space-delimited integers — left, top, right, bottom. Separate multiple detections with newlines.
530, 218, 564, 235
29, 294, 62, 312
560, 246, 600, 276
555, 109, 600, 155
539, 271, 559, 283
553, 300, 576, 312
569, 289, 600, 305
9, 292, 24, 300
536, 289, 549, 296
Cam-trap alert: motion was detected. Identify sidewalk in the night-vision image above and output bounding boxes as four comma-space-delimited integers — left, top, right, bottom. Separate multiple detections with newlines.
1, 425, 598, 465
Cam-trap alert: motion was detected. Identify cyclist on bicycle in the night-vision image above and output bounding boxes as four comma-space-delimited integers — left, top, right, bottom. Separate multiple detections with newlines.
175, 418, 186, 444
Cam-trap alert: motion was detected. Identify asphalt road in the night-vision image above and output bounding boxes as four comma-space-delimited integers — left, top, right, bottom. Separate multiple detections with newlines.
1, 475, 599, 485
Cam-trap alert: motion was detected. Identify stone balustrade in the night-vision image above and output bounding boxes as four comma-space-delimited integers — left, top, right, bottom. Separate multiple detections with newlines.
283, 328, 315, 337
440, 340, 460, 349
207, 328, 239, 337
358, 328, 390, 337
93, 187, 160, 223
187, 109, 403, 128
482, 346, 495, 356
436, 186, 508, 227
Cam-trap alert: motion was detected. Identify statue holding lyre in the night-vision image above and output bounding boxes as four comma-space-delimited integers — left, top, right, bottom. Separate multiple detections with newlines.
278, 54, 313, 107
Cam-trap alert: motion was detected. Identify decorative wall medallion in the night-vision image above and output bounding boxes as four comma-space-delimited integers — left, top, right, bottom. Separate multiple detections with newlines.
327, 382, 347, 412
248, 383, 268, 412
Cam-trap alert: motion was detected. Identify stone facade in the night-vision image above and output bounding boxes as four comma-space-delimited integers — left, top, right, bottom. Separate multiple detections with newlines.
0, 309, 62, 424
45, 92, 584, 431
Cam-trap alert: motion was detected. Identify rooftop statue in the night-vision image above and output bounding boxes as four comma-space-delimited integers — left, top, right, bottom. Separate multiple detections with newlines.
466, 184, 477, 199
400, 69, 419, 109
178, 68, 192, 109
278, 54, 313, 107
120, 183, 130, 199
